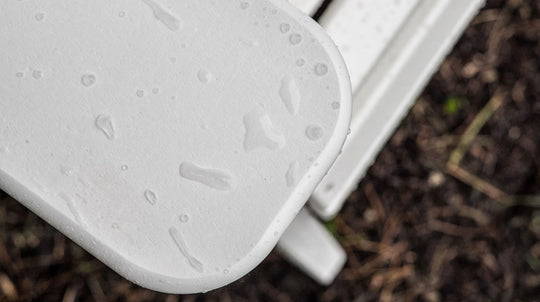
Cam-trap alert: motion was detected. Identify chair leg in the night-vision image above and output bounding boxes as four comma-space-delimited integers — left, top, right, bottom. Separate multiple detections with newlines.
276, 208, 346, 285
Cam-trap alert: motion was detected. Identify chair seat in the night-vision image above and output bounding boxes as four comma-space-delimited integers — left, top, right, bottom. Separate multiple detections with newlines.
0, 0, 351, 294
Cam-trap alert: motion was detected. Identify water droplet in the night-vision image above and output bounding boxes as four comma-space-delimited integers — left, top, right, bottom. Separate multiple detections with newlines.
289, 33, 303, 45
60, 166, 75, 176
280, 23, 291, 33
180, 162, 235, 191
223, 269, 229, 274
32, 70, 42, 79
144, 190, 157, 205
243, 108, 286, 152
121, 165, 129, 171
197, 69, 214, 84
332, 102, 340, 110
35, 12, 45, 21
314, 63, 328, 76
279, 75, 301, 115
81, 74, 96, 87
136, 90, 145, 98
141, 0, 183, 32
169, 56, 177, 63
296, 59, 305, 67
112, 223, 120, 229
179, 214, 189, 223
169, 227, 204, 273
118, 11, 126, 18
286, 161, 299, 187
306, 125, 324, 141
15, 72, 24, 78
95, 114, 115, 140
240, 2, 249, 9
152, 87, 159, 94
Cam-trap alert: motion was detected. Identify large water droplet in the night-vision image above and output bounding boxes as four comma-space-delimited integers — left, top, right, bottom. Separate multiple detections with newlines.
136, 90, 145, 98
296, 59, 305, 67
95, 115, 115, 140
279, 75, 301, 115
180, 162, 235, 191
280, 23, 291, 33
81, 74, 96, 87
314, 63, 328, 76
306, 125, 324, 141
243, 108, 286, 152
179, 214, 189, 223
141, 0, 183, 32
286, 161, 299, 187
197, 69, 214, 84
169, 227, 204, 273
144, 190, 157, 205
35, 12, 45, 21
289, 33, 303, 45
32, 70, 42, 79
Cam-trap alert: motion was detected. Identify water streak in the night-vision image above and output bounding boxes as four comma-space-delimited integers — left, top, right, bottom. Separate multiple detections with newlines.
169, 227, 204, 273
141, 0, 182, 32
243, 108, 286, 152
279, 75, 300, 115
180, 162, 235, 191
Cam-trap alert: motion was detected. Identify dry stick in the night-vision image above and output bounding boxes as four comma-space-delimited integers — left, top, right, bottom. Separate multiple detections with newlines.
445, 89, 540, 208
0, 273, 18, 301
363, 182, 387, 221
446, 162, 512, 205
448, 89, 506, 166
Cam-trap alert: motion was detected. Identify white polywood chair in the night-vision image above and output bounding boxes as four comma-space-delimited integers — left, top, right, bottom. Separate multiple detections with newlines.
0, 0, 484, 294
279, 0, 485, 285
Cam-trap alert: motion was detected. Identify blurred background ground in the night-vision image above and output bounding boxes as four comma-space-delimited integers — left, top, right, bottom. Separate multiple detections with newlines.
1, 0, 540, 301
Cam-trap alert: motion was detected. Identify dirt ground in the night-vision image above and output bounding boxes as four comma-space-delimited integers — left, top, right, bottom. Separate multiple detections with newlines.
1, 0, 539, 301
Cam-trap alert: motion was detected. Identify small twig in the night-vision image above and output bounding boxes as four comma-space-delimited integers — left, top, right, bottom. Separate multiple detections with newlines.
0, 273, 18, 301
427, 219, 482, 237
448, 89, 506, 166
363, 182, 387, 221
446, 162, 511, 204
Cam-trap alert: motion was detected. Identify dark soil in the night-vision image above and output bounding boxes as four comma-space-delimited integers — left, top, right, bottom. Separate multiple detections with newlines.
1, 0, 539, 301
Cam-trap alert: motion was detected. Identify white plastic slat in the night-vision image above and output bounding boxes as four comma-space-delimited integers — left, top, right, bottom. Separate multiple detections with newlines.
318, 0, 420, 93
310, 0, 485, 219
0, 0, 352, 293
276, 208, 346, 285
288, 0, 323, 16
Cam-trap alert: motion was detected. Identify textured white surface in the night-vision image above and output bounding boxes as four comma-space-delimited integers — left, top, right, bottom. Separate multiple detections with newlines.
310, 0, 485, 219
277, 208, 346, 285
0, 0, 351, 293
319, 0, 420, 93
